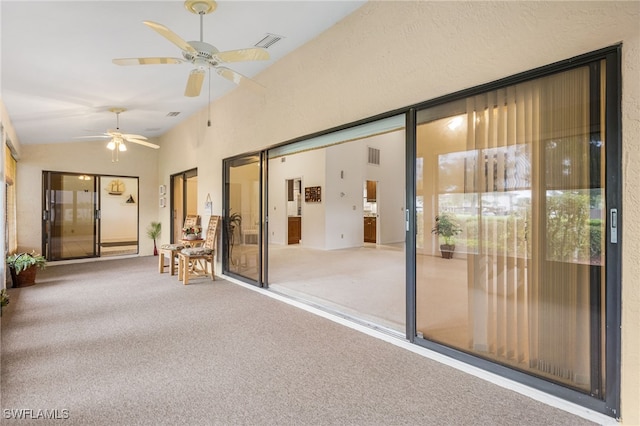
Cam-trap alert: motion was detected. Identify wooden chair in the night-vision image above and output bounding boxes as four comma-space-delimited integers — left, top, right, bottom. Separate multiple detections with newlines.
178, 215, 220, 284
159, 214, 200, 275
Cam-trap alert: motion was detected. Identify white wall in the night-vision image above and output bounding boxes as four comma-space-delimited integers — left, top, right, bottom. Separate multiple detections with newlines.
325, 142, 365, 249
268, 150, 326, 248
363, 130, 406, 245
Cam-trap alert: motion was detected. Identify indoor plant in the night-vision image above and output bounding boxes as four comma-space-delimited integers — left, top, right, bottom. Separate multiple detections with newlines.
6, 250, 47, 287
146, 221, 162, 256
431, 213, 462, 259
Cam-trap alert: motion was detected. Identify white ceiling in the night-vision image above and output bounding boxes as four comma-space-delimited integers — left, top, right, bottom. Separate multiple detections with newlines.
0, 0, 365, 146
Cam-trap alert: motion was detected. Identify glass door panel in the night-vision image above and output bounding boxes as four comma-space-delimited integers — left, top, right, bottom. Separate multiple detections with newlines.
224, 154, 261, 282
415, 63, 606, 396
171, 169, 198, 243
43, 172, 97, 260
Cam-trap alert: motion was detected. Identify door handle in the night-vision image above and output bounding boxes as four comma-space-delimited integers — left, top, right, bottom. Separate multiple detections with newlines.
610, 208, 617, 244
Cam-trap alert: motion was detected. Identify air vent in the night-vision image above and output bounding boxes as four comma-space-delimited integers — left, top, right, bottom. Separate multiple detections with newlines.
166, 112, 181, 117
368, 147, 380, 165
255, 33, 283, 49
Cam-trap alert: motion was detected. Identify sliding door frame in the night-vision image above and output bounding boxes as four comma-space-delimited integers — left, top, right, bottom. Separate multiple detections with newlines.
219, 44, 621, 419
406, 45, 621, 418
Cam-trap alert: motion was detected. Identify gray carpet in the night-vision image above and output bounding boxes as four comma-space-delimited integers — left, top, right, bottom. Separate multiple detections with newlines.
1, 256, 596, 425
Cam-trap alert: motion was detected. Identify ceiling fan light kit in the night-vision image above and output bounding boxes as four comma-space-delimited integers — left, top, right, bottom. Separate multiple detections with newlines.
112, 0, 269, 98
75, 107, 159, 162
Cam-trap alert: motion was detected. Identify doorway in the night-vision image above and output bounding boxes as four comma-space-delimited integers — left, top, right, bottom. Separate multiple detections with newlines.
286, 178, 302, 245
170, 168, 198, 243
42, 172, 139, 260
363, 180, 377, 243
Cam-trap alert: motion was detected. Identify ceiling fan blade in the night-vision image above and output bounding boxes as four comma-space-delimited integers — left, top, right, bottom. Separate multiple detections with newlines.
185, 69, 206, 97
143, 21, 196, 54
74, 135, 109, 139
215, 48, 269, 63
126, 138, 160, 149
121, 133, 148, 141
113, 57, 183, 66
215, 66, 265, 93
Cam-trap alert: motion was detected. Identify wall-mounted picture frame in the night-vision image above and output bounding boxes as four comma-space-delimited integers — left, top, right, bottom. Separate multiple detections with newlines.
159, 197, 166, 208
159, 184, 166, 195
304, 186, 321, 203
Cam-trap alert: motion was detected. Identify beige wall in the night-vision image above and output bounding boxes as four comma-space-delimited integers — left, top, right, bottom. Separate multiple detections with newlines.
155, 1, 639, 422
6, 1, 639, 422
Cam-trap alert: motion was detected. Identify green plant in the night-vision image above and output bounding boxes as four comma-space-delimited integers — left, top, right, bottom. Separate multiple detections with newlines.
146, 221, 161, 240
146, 222, 162, 256
431, 213, 462, 246
0, 289, 9, 307
6, 251, 47, 275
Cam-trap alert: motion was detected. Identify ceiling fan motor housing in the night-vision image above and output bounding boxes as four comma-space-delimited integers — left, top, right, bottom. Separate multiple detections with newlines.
182, 41, 220, 67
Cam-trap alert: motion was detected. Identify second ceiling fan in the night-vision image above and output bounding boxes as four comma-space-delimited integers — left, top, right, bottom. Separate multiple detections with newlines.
113, 0, 270, 97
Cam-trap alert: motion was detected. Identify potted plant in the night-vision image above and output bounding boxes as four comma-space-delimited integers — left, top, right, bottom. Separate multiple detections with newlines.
6, 250, 47, 287
146, 221, 162, 256
431, 213, 462, 259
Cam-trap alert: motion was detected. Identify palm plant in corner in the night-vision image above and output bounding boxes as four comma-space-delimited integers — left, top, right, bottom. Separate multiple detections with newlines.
147, 222, 162, 256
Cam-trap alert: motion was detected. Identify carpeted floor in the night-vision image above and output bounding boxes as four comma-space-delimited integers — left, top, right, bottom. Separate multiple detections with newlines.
1, 256, 600, 425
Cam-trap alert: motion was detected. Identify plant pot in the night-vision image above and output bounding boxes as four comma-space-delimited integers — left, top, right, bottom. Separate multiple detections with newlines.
10, 265, 38, 287
184, 234, 199, 241
440, 244, 455, 259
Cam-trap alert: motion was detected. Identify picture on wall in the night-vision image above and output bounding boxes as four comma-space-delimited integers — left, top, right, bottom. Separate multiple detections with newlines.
305, 186, 321, 203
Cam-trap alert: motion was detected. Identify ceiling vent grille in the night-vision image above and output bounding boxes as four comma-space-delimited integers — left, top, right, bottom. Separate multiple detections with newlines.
166, 112, 180, 117
368, 147, 380, 166
255, 33, 283, 49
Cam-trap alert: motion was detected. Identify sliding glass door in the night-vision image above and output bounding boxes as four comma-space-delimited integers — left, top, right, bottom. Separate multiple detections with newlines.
223, 153, 263, 283
43, 172, 139, 260
414, 59, 614, 401
43, 172, 98, 260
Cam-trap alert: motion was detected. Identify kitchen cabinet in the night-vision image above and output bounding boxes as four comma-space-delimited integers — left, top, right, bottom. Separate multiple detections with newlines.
366, 180, 377, 202
364, 217, 377, 243
288, 216, 301, 245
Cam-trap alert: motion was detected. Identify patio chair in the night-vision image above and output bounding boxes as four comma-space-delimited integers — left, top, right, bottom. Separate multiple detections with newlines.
158, 214, 200, 275
177, 215, 220, 284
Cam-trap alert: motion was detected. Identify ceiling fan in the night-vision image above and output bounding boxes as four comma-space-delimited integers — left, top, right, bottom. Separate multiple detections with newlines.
112, 0, 270, 97
78, 108, 160, 162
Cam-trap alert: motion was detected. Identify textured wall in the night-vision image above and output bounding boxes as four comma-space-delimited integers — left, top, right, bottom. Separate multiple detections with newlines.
157, 1, 639, 422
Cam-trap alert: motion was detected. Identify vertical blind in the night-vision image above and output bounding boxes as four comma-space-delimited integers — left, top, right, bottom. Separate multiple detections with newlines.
464, 65, 601, 391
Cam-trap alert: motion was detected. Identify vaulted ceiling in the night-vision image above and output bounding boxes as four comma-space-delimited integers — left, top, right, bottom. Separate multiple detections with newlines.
1, 1, 365, 147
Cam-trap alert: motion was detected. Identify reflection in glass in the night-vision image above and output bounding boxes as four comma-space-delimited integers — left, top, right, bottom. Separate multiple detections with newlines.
415, 64, 606, 396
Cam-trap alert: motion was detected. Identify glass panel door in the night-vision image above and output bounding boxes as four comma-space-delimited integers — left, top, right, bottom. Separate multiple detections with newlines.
223, 154, 262, 282
43, 172, 97, 260
170, 169, 198, 243
415, 63, 607, 396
